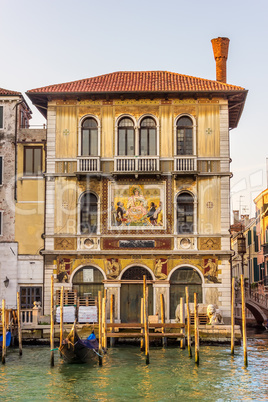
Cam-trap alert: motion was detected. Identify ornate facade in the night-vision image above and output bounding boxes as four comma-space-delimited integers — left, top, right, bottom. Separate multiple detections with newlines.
26, 38, 247, 322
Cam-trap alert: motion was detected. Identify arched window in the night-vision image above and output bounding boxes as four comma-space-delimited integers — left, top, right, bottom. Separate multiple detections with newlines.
170, 267, 202, 318
81, 117, 98, 156
80, 193, 98, 234
73, 266, 104, 298
176, 116, 193, 155
139, 117, 157, 156
118, 117, 135, 156
177, 192, 194, 234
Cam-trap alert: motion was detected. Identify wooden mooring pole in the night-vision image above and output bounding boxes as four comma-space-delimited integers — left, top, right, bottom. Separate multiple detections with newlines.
110, 294, 115, 347
241, 274, 248, 367
140, 297, 144, 351
2, 299, 6, 364
17, 292, 22, 356
98, 291, 103, 366
185, 287, 192, 358
231, 277, 235, 356
143, 275, 149, 364
160, 293, 167, 347
194, 293, 199, 365
102, 295, 107, 352
60, 286, 64, 348
180, 297, 185, 349
50, 275, 54, 367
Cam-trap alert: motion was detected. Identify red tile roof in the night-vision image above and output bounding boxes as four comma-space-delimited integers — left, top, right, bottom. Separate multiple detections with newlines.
27, 71, 245, 94
0, 87, 21, 96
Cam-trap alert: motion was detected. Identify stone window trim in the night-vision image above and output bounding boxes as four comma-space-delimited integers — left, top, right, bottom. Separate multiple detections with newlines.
0, 105, 3, 130
0, 155, 3, 186
77, 190, 101, 236
174, 190, 197, 235
174, 114, 197, 157
78, 114, 101, 157
0, 210, 3, 236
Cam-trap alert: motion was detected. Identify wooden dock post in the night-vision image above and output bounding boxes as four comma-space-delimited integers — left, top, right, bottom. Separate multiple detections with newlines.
185, 287, 192, 358
143, 275, 149, 364
160, 293, 167, 347
110, 294, 115, 347
241, 274, 248, 367
140, 297, 144, 351
17, 292, 22, 356
180, 297, 185, 349
2, 299, 6, 364
60, 286, 64, 348
194, 293, 199, 365
50, 275, 55, 367
98, 291, 103, 366
231, 277, 235, 355
102, 295, 107, 352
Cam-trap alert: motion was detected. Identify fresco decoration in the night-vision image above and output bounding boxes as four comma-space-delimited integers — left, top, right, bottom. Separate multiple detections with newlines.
154, 258, 168, 280
56, 257, 74, 283
110, 183, 165, 229
202, 257, 220, 283
105, 258, 121, 280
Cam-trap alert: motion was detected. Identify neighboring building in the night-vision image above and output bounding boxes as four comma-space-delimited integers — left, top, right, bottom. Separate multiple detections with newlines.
26, 37, 247, 323
0, 87, 46, 308
254, 188, 268, 293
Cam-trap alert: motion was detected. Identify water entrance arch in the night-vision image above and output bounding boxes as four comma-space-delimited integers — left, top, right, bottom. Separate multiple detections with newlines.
72, 266, 104, 298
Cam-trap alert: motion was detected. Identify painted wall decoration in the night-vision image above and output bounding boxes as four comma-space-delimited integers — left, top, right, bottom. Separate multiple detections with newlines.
105, 258, 121, 279
154, 258, 168, 279
203, 257, 220, 283
56, 257, 74, 282
109, 183, 165, 229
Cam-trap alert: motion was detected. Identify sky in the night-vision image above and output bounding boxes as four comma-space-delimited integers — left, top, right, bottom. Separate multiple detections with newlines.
1, 0, 267, 218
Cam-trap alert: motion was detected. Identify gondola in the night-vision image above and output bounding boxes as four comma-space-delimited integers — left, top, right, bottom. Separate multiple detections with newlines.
59, 321, 100, 364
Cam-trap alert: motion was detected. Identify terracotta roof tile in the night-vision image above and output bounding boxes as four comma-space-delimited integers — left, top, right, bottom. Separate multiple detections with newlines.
27, 71, 245, 94
0, 87, 21, 96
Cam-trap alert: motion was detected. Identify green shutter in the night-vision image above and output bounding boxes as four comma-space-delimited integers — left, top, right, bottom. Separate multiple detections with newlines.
0, 157, 2, 185
247, 230, 252, 246
253, 258, 259, 282
0, 106, 3, 128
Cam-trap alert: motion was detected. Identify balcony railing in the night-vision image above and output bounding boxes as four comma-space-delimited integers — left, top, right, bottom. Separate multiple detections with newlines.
114, 156, 159, 172
174, 156, 197, 172
77, 156, 100, 173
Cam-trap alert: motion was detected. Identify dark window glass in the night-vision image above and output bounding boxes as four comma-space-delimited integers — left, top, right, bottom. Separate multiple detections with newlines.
24, 147, 42, 176
139, 117, 156, 156
177, 116, 193, 155
121, 266, 153, 280
81, 118, 98, 156
0, 106, 3, 129
177, 192, 194, 234
20, 287, 42, 309
118, 118, 135, 156
80, 193, 98, 234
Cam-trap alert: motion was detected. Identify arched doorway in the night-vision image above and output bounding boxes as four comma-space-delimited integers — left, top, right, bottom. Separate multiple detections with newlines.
72, 266, 104, 299
169, 267, 202, 319
120, 266, 153, 323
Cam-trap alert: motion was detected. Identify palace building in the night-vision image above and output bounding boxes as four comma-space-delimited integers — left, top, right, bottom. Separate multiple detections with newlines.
25, 37, 247, 322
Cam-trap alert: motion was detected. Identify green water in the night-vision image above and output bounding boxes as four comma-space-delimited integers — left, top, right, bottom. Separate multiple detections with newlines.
0, 334, 268, 401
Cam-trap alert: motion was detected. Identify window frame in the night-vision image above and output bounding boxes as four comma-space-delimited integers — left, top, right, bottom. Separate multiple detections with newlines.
174, 114, 196, 157
176, 192, 195, 234
139, 116, 157, 156
0, 210, 3, 236
79, 191, 99, 235
23, 146, 43, 177
0, 106, 3, 129
20, 286, 42, 309
79, 115, 100, 157
117, 116, 135, 156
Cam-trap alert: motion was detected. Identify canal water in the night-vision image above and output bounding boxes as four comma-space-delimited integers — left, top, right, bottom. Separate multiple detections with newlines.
1, 330, 268, 401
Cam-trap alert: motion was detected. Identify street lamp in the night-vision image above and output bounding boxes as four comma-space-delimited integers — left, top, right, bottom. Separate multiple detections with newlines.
237, 232, 246, 276
4, 276, 9, 288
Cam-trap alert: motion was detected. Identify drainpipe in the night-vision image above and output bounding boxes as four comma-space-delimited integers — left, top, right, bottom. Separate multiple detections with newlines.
14, 100, 24, 202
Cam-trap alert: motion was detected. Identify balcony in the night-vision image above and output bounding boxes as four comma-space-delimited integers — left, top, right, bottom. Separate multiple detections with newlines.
174, 156, 197, 173
262, 243, 268, 256
114, 156, 160, 173
77, 156, 100, 173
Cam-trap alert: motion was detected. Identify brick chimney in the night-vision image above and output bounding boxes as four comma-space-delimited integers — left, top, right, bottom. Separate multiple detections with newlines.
211, 37, 230, 83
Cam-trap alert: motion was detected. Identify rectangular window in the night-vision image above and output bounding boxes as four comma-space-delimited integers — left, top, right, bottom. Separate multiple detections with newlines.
0, 156, 2, 185
0, 211, 2, 236
24, 146, 42, 176
247, 229, 252, 246
20, 287, 42, 309
0, 106, 3, 129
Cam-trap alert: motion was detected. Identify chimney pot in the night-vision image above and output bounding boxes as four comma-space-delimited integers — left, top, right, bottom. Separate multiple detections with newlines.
211, 37, 230, 83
